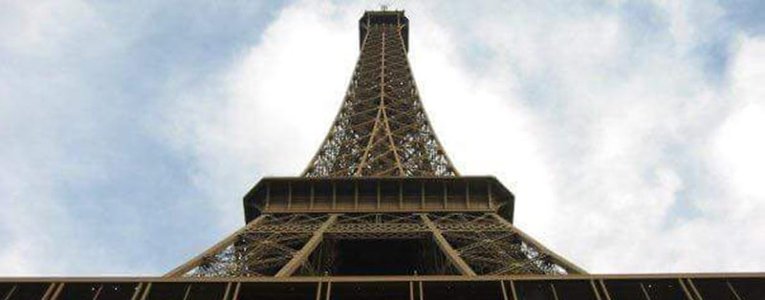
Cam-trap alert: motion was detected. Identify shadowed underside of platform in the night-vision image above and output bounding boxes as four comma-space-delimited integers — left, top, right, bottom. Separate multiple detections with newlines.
2, 274, 763, 300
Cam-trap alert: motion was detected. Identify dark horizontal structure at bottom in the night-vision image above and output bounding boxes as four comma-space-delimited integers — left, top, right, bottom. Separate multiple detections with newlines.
2, 274, 763, 300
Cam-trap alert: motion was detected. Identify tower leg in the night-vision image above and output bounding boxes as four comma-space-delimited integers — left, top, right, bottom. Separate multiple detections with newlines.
164, 215, 268, 277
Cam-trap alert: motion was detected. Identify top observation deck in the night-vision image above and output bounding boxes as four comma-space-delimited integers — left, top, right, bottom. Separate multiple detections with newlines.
360, 10, 409, 52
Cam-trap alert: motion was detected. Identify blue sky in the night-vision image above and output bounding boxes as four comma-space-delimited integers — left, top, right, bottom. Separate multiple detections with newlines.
1, 0, 764, 275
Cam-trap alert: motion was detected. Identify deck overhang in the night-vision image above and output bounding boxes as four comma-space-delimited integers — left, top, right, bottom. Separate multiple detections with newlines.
243, 176, 515, 223
359, 10, 408, 51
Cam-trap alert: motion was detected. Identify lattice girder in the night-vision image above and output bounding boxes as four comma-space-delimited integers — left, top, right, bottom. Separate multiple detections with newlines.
166, 10, 585, 280
167, 212, 583, 277
303, 20, 457, 177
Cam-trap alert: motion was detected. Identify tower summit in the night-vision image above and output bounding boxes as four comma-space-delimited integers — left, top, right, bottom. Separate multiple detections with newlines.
2, 9, 761, 300
304, 10, 453, 177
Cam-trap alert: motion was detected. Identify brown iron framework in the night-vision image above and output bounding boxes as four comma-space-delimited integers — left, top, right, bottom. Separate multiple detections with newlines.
302, 11, 457, 177
159, 11, 586, 279
3, 9, 761, 300
166, 175, 584, 277
152, 9, 758, 284
165, 212, 583, 278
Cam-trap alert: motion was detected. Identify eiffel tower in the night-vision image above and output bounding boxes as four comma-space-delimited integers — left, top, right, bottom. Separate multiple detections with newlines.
1, 9, 762, 300
164, 9, 582, 279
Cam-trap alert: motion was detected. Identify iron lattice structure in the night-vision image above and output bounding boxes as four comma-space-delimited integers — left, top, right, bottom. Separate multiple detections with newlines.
170, 212, 581, 278
302, 13, 457, 177
165, 11, 584, 279
1, 9, 762, 300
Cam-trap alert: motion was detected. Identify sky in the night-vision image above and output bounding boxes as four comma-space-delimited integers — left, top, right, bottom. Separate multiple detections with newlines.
1, 0, 764, 275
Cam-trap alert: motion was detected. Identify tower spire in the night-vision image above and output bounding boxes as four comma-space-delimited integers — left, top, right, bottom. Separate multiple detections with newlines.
302, 10, 458, 177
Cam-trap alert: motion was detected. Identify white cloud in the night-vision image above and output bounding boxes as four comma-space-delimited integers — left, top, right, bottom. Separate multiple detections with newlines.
0, 0, 106, 56
0, 1, 117, 275
713, 36, 765, 200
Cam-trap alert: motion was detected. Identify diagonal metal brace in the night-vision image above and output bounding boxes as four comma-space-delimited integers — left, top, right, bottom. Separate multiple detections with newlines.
275, 214, 339, 277
420, 214, 476, 276
164, 215, 268, 277
490, 213, 587, 274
